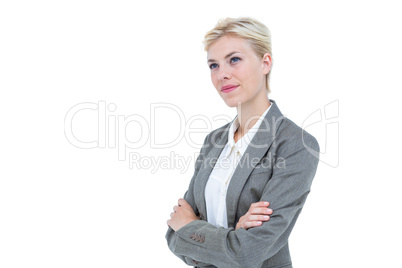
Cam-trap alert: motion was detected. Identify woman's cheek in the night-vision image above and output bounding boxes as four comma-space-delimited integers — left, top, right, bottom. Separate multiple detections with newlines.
212, 77, 219, 91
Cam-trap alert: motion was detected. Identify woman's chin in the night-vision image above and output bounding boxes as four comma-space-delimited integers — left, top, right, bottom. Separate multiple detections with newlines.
223, 98, 243, 108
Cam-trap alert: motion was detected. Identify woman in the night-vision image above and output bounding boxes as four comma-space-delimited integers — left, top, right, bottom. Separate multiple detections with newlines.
166, 17, 320, 268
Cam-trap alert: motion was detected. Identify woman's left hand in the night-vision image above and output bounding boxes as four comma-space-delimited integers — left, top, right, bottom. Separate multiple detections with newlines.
167, 198, 200, 232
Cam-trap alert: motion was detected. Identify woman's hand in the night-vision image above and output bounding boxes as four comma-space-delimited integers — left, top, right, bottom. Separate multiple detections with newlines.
235, 201, 273, 230
167, 198, 200, 232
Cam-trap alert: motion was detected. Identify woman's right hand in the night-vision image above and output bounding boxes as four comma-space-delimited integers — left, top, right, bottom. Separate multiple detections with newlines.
235, 201, 273, 230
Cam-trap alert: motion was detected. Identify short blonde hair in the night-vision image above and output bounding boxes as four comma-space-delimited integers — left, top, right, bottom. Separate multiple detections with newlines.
203, 17, 273, 94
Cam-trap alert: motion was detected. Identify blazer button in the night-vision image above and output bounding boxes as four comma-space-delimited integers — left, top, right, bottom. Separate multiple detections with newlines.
190, 233, 197, 241
190, 233, 205, 243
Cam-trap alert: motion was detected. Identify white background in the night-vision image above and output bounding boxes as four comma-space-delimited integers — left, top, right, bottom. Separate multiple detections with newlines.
1, 1, 401, 267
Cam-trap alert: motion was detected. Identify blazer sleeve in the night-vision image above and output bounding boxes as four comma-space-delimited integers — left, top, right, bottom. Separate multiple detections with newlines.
168, 133, 320, 268
165, 134, 214, 267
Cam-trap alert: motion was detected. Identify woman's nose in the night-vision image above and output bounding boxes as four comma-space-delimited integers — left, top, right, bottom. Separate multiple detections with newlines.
218, 65, 231, 81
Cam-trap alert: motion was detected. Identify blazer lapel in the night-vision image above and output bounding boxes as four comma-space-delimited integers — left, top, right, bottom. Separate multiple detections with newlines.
194, 100, 286, 227
226, 100, 285, 227
194, 121, 231, 222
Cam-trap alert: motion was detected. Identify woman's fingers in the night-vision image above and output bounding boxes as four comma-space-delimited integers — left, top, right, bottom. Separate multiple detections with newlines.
235, 201, 273, 230
242, 221, 262, 229
236, 213, 271, 230
248, 201, 273, 215
249, 207, 273, 215
247, 214, 271, 221
241, 218, 267, 230
250, 201, 270, 208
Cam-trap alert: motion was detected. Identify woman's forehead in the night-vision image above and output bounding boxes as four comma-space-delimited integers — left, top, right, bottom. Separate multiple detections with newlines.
207, 36, 251, 59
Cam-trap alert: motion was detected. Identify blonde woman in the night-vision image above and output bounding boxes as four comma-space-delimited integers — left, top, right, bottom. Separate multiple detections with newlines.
166, 17, 320, 268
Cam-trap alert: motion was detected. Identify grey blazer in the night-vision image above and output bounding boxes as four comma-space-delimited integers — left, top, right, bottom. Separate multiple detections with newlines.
166, 99, 320, 268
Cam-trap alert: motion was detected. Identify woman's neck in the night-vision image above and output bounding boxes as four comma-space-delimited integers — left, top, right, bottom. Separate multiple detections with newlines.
234, 96, 271, 141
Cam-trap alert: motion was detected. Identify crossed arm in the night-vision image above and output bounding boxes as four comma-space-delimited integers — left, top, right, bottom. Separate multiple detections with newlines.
168, 199, 273, 232
165, 133, 320, 268
168, 130, 272, 232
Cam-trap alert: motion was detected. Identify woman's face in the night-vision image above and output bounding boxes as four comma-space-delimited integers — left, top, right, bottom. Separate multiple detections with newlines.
207, 35, 271, 108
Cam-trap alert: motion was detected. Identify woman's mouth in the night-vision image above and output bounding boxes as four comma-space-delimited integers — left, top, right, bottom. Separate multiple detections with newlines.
221, 85, 239, 93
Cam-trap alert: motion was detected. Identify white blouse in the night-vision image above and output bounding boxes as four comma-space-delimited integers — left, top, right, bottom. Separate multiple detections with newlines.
205, 102, 273, 228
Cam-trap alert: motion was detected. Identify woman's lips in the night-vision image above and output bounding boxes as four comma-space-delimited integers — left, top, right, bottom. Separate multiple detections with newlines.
221, 85, 239, 93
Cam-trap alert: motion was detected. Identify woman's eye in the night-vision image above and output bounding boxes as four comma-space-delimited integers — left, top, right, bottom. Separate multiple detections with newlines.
230, 57, 241, 63
209, 63, 218, 69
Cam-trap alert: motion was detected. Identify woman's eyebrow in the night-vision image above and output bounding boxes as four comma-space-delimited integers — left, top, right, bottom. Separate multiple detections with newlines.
207, 51, 240, 63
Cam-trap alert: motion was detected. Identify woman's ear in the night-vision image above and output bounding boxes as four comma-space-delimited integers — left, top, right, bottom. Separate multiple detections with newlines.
262, 53, 272, 75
